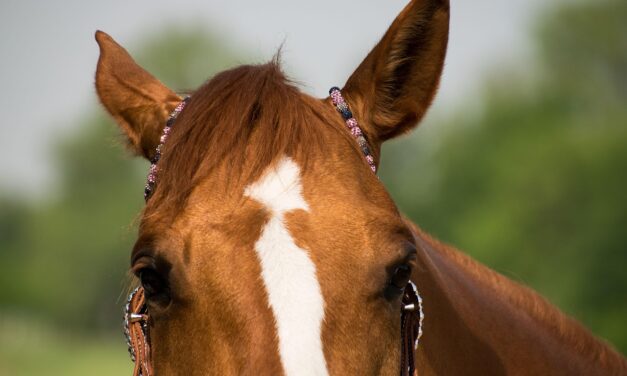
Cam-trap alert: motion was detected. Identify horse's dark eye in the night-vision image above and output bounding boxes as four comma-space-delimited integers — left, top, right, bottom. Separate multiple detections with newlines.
384, 264, 412, 301
392, 264, 412, 289
139, 268, 170, 305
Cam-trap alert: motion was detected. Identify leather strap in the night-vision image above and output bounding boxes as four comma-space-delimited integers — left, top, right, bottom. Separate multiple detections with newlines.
127, 287, 153, 376
401, 283, 422, 376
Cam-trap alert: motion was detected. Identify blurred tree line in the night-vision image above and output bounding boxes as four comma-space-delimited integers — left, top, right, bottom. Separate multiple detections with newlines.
0, 0, 625, 363
381, 0, 627, 352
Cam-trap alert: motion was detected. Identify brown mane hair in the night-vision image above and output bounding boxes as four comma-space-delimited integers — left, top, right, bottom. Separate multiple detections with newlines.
149, 60, 330, 214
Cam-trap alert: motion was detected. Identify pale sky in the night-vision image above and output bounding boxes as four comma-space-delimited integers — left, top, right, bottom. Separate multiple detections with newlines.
0, 0, 548, 197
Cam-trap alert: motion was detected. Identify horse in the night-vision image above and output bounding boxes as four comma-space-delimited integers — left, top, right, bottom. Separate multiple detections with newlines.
94, 0, 627, 374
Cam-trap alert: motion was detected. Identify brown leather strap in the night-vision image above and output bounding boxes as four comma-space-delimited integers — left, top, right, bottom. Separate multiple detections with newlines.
401, 283, 422, 376
128, 287, 153, 376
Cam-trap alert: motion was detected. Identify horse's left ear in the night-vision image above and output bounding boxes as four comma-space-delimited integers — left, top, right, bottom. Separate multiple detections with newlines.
341, 0, 449, 142
95, 31, 181, 160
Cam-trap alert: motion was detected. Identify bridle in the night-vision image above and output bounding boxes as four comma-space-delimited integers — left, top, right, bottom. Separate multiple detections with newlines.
124, 88, 424, 376
124, 287, 152, 376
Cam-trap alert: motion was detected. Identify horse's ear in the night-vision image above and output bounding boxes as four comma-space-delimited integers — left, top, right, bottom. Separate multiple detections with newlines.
342, 0, 449, 142
95, 31, 181, 159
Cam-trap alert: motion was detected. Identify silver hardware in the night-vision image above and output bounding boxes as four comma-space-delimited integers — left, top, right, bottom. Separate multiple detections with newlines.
408, 281, 424, 350
129, 313, 147, 322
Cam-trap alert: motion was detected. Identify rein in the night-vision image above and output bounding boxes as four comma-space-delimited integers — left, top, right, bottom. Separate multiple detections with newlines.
124, 88, 424, 375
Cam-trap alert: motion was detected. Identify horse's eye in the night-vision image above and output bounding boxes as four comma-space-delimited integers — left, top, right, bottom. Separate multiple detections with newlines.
139, 268, 170, 305
384, 264, 412, 301
392, 264, 412, 289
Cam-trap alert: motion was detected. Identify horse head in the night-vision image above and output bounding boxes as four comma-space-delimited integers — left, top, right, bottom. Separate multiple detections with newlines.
95, 1, 449, 374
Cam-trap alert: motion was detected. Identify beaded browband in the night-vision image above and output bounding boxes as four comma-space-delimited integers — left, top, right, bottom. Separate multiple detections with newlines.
329, 87, 377, 172
143, 97, 190, 201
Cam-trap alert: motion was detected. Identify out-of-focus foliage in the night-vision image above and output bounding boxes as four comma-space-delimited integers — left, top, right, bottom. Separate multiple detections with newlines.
0, 119, 143, 331
381, 0, 627, 352
0, 316, 128, 376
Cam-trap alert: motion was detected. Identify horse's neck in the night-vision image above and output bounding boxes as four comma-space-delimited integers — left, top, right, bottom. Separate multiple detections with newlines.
408, 223, 626, 375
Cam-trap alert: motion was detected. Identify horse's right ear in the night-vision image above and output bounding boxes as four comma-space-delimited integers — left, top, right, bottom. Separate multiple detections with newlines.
95, 31, 181, 160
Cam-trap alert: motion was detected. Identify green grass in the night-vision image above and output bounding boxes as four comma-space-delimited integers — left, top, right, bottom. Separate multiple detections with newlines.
0, 316, 131, 376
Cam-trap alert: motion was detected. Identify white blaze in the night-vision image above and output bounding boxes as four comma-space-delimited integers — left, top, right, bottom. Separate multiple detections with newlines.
244, 157, 329, 376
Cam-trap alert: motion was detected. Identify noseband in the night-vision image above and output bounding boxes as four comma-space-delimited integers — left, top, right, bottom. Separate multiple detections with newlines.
124, 88, 424, 376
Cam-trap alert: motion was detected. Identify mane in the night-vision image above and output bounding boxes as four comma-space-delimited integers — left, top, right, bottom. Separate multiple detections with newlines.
149, 60, 327, 213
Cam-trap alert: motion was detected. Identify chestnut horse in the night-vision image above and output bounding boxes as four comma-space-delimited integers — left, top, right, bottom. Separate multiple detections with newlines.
95, 0, 626, 374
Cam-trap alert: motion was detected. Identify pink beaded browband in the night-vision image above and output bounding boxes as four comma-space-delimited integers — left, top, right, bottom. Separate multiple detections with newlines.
143, 88, 375, 201
329, 87, 376, 173
144, 97, 190, 200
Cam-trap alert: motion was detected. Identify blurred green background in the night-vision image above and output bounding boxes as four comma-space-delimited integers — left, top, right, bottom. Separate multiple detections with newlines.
0, 0, 625, 374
